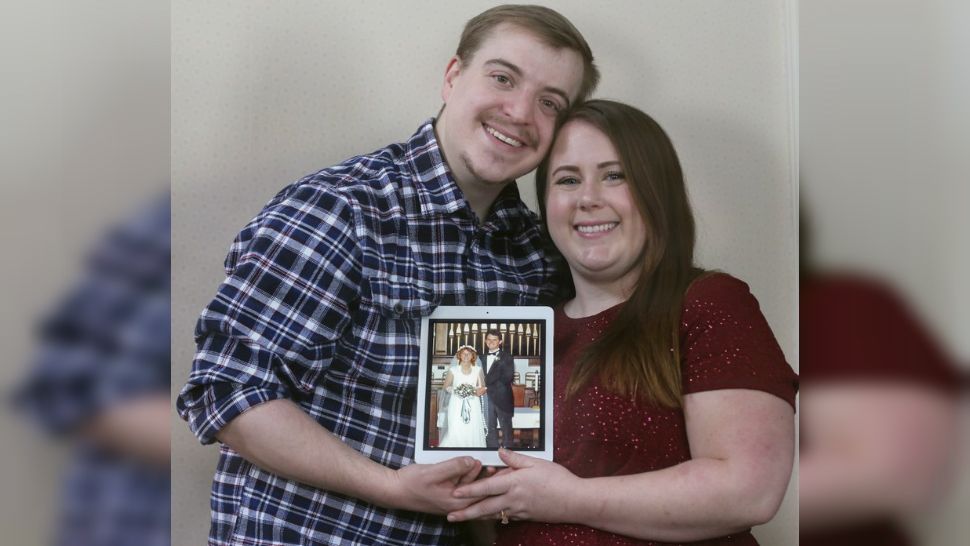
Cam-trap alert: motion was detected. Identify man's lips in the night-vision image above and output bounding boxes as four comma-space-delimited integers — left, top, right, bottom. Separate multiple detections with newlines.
484, 123, 526, 148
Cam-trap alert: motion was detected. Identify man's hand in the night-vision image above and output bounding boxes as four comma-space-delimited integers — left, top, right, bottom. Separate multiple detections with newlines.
386, 457, 487, 514
476, 386, 487, 397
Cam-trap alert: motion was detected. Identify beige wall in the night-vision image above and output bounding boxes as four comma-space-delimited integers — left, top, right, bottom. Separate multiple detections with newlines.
171, 1, 798, 544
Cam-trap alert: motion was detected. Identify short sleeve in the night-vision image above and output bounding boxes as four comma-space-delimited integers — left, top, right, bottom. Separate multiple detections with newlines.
800, 274, 963, 393
176, 183, 363, 444
680, 273, 798, 408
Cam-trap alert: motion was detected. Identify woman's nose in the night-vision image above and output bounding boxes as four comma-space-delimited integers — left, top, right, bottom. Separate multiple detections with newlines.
578, 182, 603, 209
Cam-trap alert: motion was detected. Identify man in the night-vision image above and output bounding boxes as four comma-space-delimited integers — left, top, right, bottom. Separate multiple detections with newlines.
177, 5, 599, 545
17, 197, 171, 546
482, 329, 516, 448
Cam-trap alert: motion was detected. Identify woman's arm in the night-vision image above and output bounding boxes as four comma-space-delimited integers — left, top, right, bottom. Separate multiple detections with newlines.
476, 368, 488, 396
449, 388, 795, 542
799, 383, 959, 530
442, 370, 454, 391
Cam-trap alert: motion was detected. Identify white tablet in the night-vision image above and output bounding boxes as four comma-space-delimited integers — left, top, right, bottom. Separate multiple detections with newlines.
414, 305, 554, 466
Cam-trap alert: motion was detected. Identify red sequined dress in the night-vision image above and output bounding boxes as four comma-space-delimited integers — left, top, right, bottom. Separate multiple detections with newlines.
798, 274, 963, 546
495, 273, 799, 546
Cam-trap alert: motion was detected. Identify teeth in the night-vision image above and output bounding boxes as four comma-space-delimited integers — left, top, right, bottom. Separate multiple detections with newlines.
576, 223, 618, 234
486, 126, 523, 147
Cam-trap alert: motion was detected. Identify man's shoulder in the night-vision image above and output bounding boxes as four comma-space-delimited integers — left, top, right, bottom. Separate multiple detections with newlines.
302, 140, 411, 198
255, 139, 416, 224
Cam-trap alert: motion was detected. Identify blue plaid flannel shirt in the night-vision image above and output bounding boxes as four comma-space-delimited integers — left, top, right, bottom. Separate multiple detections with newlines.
177, 120, 558, 545
17, 196, 171, 546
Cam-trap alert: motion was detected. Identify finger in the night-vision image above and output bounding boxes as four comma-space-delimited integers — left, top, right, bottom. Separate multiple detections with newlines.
457, 459, 482, 486
447, 496, 509, 522
498, 447, 536, 470
430, 456, 476, 482
454, 471, 511, 498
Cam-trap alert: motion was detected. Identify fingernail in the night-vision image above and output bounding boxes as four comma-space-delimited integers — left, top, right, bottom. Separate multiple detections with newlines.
447, 515, 456, 522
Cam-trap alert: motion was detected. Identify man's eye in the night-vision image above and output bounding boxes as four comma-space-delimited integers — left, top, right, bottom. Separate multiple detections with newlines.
539, 99, 561, 114
493, 74, 511, 86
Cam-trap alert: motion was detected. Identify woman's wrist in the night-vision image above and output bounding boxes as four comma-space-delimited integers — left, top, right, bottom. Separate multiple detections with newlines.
560, 476, 595, 524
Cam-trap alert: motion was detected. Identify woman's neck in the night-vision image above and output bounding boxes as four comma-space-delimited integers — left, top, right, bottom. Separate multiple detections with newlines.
565, 275, 635, 318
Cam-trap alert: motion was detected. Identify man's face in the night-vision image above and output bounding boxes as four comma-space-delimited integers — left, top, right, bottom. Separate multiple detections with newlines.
436, 23, 584, 192
485, 334, 502, 352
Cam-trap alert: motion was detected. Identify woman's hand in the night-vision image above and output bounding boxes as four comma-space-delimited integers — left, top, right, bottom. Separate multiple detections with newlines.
447, 448, 582, 524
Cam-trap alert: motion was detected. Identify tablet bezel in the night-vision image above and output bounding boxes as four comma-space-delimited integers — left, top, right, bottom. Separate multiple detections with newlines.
414, 305, 554, 466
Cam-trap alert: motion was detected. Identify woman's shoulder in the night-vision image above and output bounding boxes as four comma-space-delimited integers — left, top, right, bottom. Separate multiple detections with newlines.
680, 271, 776, 351
684, 271, 756, 310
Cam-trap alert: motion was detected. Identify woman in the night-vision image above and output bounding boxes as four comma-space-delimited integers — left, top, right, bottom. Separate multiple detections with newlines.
447, 100, 798, 544
439, 345, 488, 448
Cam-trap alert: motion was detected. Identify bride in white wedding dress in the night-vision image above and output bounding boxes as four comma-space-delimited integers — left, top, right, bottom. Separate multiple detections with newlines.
438, 345, 488, 448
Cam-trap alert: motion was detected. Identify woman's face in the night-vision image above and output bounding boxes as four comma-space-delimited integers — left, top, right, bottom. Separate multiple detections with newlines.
544, 120, 647, 291
458, 349, 474, 364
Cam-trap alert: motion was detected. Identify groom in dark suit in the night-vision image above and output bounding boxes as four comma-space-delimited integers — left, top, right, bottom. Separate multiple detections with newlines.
482, 329, 515, 448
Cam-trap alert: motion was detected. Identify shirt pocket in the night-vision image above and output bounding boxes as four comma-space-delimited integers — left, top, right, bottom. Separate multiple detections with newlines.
349, 277, 436, 389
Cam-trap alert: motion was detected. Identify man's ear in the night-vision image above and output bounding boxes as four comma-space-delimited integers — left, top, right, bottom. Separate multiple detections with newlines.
441, 56, 463, 103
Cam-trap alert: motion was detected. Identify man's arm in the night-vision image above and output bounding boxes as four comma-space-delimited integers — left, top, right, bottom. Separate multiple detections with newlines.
216, 399, 482, 514
500, 354, 516, 385
78, 394, 171, 467
180, 185, 484, 515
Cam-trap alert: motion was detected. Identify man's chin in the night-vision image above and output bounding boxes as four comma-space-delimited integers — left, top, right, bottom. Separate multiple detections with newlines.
466, 159, 533, 186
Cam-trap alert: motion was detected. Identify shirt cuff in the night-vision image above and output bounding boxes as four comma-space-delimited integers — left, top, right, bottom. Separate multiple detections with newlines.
178, 381, 289, 445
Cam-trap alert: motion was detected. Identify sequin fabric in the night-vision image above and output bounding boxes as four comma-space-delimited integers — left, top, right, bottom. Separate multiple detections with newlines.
494, 273, 798, 545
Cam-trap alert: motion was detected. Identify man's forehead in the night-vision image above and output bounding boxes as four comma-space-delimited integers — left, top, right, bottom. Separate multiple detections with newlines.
468, 24, 583, 100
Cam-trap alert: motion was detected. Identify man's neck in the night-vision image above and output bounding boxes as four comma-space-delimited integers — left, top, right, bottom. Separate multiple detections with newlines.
456, 177, 508, 225
431, 117, 510, 224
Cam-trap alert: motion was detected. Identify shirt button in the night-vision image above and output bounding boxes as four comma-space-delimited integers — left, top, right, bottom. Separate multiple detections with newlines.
392, 302, 405, 315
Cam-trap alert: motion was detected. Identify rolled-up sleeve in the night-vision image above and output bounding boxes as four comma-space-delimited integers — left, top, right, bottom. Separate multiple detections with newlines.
176, 183, 362, 444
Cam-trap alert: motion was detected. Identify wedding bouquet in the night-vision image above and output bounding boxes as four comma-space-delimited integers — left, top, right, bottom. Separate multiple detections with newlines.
454, 383, 476, 399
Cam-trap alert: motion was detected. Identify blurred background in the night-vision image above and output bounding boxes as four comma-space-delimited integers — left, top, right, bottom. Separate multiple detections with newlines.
0, 1, 966, 545
800, 1, 968, 545
1, 1, 169, 544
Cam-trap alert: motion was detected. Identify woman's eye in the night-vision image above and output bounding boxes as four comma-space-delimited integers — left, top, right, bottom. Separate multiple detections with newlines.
605, 170, 626, 183
493, 74, 511, 86
554, 176, 579, 186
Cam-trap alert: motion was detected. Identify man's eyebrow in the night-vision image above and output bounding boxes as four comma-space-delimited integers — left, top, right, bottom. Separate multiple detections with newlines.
483, 58, 572, 108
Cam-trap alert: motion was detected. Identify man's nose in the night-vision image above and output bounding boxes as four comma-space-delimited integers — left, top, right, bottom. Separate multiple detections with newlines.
503, 90, 532, 123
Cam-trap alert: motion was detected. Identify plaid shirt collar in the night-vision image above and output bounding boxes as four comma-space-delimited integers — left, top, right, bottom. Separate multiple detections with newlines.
408, 118, 537, 232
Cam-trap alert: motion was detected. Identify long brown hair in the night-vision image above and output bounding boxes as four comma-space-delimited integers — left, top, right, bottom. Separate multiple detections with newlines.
536, 100, 705, 408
